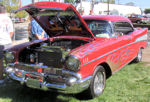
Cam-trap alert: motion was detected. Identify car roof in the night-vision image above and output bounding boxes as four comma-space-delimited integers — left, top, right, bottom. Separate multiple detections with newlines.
82, 15, 131, 22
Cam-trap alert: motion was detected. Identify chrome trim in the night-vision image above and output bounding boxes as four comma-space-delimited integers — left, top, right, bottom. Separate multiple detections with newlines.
82, 36, 148, 66
5, 65, 92, 94
62, 70, 81, 79
135, 34, 148, 42
8, 63, 82, 79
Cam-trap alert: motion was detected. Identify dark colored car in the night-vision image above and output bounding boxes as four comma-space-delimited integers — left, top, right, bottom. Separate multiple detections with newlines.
128, 14, 149, 24
143, 16, 150, 23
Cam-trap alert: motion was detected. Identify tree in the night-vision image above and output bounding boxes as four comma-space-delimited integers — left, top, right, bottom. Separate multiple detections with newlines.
0, 0, 20, 13
144, 8, 150, 14
102, 0, 115, 4
125, 2, 135, 6
16, 10, 27, 19
1, 0, 27, 18
64, 0, 76, 4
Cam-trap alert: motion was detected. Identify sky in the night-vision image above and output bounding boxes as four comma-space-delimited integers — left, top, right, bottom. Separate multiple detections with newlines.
120, 0, 149, 10
22, 0, 150, 10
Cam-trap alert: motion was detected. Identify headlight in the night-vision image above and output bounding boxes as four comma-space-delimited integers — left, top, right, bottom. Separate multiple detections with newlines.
65, 55, 80, 71
5, 51, 14, 63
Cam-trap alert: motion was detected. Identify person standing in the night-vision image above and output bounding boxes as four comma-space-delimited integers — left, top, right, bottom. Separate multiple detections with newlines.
27, 16, 33, 41
30, 18, 48, 41
0, 4, 14, 84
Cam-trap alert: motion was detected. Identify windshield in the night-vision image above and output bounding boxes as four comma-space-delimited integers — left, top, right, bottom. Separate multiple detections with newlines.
84, 19, 112, 38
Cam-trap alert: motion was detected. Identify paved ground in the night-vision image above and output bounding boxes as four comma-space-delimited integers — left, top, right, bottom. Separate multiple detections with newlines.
142, 31, 150, 64
12, 22, 150, 65
142, 45, 150, 64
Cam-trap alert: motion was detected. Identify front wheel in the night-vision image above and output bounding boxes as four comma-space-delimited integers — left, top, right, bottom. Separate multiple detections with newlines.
88, 66, 106, 98
134, 48, 142, 63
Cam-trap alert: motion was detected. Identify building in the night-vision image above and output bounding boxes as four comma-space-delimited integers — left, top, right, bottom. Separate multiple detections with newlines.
76, 2, 142, 16
32, 0, 63, 3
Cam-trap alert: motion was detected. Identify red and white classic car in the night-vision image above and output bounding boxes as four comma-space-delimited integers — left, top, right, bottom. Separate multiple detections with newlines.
4, 2, 148, 98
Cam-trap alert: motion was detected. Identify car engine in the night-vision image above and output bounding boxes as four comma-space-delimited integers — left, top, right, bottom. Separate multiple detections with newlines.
18, 39, 88, 68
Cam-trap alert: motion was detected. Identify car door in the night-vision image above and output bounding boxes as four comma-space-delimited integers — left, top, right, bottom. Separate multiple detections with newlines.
110, 21, 135, 71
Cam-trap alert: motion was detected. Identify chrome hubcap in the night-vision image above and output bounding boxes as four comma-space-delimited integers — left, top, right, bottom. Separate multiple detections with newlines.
93, 71, 104, 94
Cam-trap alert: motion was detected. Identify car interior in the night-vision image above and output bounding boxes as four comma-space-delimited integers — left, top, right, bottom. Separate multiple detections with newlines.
114, 21, 134, 35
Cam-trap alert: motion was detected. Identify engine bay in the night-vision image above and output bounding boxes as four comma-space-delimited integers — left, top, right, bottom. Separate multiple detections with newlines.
18, 39, 88, 68
51, 39, 88, 51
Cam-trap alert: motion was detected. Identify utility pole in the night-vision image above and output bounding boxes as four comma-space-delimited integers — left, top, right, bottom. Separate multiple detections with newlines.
79, 0, 82, 14
32, 0, 34, 3
91, 0, 95, 15
107, 0, 110, 15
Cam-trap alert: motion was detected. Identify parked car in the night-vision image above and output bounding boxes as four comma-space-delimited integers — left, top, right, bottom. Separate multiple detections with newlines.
4, 2, 148, 98
143, 16, 150, 24
128, 14, 149, 24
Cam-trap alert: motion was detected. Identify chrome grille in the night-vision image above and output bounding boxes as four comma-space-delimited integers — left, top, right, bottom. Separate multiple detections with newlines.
37, 48, 62, 67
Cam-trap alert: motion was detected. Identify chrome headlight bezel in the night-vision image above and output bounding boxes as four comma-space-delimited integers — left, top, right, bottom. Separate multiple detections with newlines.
65, 55, 81, 72
5, 51, 14, 63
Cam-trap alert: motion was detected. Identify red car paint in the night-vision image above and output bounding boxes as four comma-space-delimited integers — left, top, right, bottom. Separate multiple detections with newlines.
10, 1, 148, 79
5, 1, 148, 96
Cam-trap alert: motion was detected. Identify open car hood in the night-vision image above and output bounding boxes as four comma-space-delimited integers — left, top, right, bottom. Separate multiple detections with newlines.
16, 1, 95, 39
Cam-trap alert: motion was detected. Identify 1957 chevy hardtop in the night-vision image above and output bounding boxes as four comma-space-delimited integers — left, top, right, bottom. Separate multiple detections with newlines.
4, 1, 148, 98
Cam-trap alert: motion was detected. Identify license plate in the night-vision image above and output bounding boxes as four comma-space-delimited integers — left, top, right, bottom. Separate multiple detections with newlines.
26, 78, 41, 89
44, 68, 62, 75
44, 68, 56, 74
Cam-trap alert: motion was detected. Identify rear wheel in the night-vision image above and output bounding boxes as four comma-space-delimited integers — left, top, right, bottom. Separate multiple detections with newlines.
134, 48, 142, 63
88, 66, 106, 98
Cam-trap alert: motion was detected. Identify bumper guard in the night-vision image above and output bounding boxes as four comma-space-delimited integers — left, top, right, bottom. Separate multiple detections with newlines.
5, 63, 92, 94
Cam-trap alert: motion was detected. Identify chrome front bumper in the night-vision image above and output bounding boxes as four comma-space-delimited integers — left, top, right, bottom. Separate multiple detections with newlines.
5, 63, 92, 94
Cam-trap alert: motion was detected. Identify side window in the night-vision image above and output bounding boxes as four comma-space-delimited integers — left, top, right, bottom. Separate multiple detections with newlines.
114, 21, 134, 36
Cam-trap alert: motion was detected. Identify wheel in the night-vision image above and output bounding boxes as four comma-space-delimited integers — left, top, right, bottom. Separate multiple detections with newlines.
134, 48, 142, 63
88, 66, 106, 98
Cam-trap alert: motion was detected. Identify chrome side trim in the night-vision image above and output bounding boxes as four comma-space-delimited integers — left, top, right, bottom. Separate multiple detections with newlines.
135, 34, 148, 42
82, 35, 148, 66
